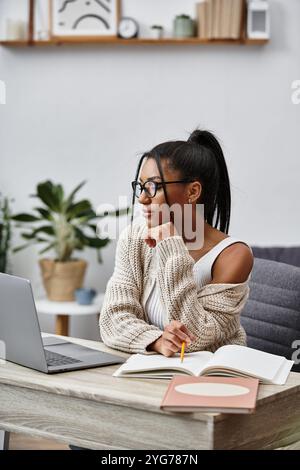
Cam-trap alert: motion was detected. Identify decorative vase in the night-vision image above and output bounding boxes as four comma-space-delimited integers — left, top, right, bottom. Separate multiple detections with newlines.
173, 15, 195, 38
39, 258, 87, 301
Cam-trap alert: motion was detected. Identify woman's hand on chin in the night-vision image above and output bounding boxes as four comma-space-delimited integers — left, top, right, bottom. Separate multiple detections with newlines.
144, 221, 178, 248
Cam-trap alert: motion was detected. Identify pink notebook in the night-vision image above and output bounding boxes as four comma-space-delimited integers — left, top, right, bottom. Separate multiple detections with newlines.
160, 376, 259, 414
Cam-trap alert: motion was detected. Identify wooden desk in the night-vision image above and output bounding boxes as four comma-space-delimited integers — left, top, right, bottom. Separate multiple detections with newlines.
0, 336, 300, 450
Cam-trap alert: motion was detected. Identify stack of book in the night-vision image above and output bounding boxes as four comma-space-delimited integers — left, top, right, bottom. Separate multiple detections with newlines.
197, 0, 245, 40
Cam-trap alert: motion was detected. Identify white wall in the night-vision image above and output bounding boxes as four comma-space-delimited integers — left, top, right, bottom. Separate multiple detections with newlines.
0, 0, 299, 339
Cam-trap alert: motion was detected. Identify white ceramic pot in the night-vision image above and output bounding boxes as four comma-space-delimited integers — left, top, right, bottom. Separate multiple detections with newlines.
150, 27, 163, 39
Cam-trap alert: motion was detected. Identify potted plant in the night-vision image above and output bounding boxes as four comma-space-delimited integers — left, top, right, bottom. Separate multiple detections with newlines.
12, 180, 129, 301
150, 25, 164, 39
0, 193, 12, 273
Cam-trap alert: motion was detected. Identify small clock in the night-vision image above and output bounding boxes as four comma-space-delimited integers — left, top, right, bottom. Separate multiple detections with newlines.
118, 17, 139, 39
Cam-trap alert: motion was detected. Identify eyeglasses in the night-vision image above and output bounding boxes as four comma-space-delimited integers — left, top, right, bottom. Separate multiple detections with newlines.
131, 179, 195, 199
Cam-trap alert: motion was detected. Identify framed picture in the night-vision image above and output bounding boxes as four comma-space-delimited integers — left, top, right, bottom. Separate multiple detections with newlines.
49, 0, 121, 38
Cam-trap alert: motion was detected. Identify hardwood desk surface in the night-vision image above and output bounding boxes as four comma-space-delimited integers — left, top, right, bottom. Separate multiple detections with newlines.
0, 336, 300, 450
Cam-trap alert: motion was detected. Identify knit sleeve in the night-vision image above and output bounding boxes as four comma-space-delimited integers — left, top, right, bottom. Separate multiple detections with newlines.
99, 224, 163, 354
155, 236, 249, 352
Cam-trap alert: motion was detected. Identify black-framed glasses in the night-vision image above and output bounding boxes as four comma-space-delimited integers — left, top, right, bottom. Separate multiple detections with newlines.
131, 179, 195, 199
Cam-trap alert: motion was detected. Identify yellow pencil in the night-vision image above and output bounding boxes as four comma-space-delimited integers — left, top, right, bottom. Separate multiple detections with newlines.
180, 341, 185, 363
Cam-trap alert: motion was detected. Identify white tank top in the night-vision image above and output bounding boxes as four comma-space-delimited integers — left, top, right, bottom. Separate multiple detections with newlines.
145, 237, 250, 330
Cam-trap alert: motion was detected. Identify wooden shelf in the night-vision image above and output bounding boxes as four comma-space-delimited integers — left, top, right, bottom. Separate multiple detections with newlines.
0, 37, 269, 47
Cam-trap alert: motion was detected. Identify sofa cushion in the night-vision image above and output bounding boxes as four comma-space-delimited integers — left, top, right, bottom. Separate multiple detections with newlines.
251, 246, 300, 268
241, 258, 300, 372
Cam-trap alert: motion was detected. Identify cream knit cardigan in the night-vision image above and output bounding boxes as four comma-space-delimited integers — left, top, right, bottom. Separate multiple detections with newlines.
99, 218, 249, 355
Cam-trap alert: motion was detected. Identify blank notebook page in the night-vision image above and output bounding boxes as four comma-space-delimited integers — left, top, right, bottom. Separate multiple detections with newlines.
114, 351, 213, 376
205, 345, 285, 381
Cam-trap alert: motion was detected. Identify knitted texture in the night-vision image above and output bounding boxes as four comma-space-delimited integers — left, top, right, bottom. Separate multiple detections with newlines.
99, 219, 249, 354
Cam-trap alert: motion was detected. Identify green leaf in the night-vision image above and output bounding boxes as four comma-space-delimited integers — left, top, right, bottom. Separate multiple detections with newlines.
38, 242, 56, 255
73, 210, 98, 225
74, 227, 86, 242
12, 213, 40, 222
87, 224, 97, 234
83, 236, 110, 249
20, 226, 54, 241
13, 242, 34, 253
37, 181, 61, 212
34, 207, 52, 221
74, 227, 109, 248
67, 200, 92, 220
21, 232, 36, 240
54, 184, 64, 208
32, 225, 55, 236
75, 205, 129, 226
97, 207, 131, 218
65, 180, 87, 208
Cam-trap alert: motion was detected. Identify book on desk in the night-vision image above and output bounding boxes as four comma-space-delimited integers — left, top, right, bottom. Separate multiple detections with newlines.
113, 345, 293, 385
160, 376, 260, 414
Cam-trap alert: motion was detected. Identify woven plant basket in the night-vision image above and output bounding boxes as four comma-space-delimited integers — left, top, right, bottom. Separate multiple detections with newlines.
39, 258, 87, 301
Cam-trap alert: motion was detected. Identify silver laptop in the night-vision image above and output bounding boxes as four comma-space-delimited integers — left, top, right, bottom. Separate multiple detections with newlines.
0, 273, 125, 373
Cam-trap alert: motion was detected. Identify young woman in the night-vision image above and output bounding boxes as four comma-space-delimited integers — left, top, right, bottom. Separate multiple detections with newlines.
99, 129, 253, 357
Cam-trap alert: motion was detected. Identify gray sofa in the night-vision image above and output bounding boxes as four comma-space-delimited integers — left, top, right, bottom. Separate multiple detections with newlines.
241, 247, 300, 372
252, 246, 300, 268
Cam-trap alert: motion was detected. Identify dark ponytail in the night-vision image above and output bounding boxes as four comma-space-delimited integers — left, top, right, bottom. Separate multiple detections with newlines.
131, 128, 231, 234
187, 129, 231, 233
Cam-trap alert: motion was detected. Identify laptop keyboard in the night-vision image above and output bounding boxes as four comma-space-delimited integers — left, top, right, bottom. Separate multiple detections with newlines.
44, 349, 82, 367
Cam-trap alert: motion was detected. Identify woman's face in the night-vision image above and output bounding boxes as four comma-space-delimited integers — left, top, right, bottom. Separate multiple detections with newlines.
137, 157, 191, 228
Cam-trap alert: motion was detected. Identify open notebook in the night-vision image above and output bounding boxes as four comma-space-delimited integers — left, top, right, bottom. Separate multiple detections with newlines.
113, 345, 294, 385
